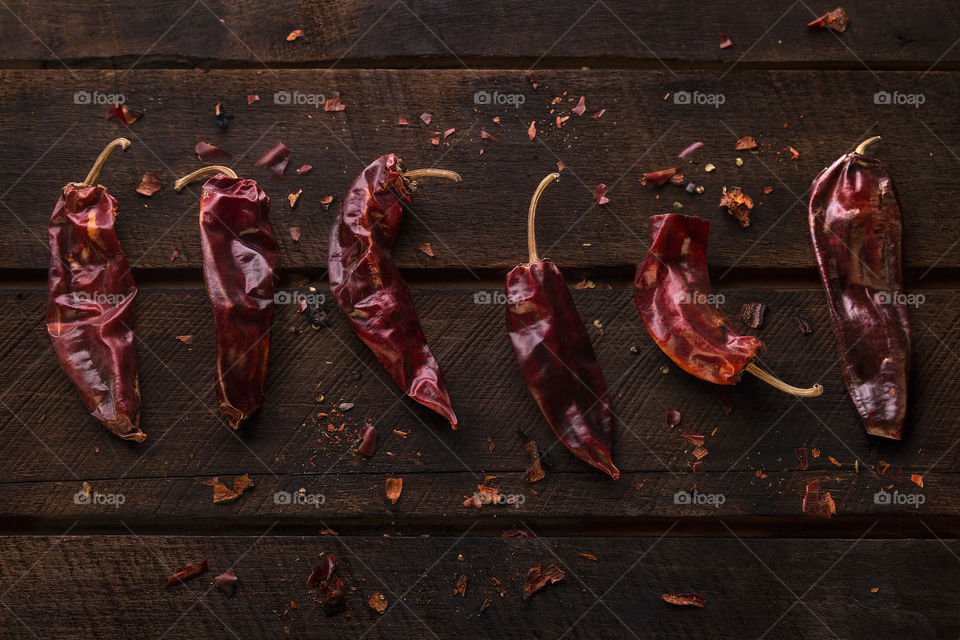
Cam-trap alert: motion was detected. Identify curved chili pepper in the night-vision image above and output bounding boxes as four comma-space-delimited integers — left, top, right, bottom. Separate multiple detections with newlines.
635, 213, 823, 397
506, 174, 619, 479
47, 138, 145, 442
809, 137, 909, 439
175, 165, 280, 428
329, 154, 460, 428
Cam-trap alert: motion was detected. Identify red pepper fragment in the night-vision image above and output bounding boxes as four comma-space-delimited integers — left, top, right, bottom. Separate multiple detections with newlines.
524, 440, 547, 482
878, 461, 903, 483
417, 242, 435, 257
247, 94, 260, 105
643, 168, 677, 186
808, 7, 849, 32
324, 97, 346, 112
443, 127, 456, 138
809, 137, 908, 439
527, 121, 536, 140
796, 447, 810, 470
195, 141, 226, 161
571, 96, 586, 116
369, 592, 388, 614
735, 136, 757, 150
165, 559, 208, 588
680, 431, 705, 447
328, 155, 461, 428
255, 141, 291, 179
788, 146, 800, 160
523, 564, 565, 600
307, 553, 336, 587
740, 302, 767, 329
802, 479, 836, 518
319, 195, 334, 210
792, 313, 813, 335
212, 474, 255, 504
47, 138, 145, 442
454, 574, 468, 597
135, 171, 162, 196
666, 410, 681, 428
420, 112, 432, 125
288, 189, 302, 209
358, 423, 377, 456
175, 166, 280, 428
385, 477, 402, 504
286, 29, 304, 41
480, 130, 501, 143
593, 183, 609, 205
662, 593, 706, 607
590, 109, 607, 119
507, 174, 620, 479
719, 33, 733, 49
213, 571, 238, 596
289, 226, 302, 242
106, 103, 141, 125
463, 484, 501, 508
719, 186, 754, 227
296, 164, 312, 175
678, 142, 704, 158
527, 72, 539, 89
692, 461, 706, 473
503, 525, 537, 538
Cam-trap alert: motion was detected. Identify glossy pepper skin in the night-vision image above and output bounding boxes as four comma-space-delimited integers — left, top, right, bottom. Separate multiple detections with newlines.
46, 139, 145, 442
199, 174, 280, 428
506, 261, 619, 479
328, 154, 458, 428
634, 214, 765, 384
809, 139, 909, 439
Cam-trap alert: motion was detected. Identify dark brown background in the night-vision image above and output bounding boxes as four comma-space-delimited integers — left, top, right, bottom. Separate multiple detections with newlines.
1, 1, 958, 638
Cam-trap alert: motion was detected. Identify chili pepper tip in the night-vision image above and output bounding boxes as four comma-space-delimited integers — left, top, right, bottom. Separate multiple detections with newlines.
745, 363, 823, 398
174, 165, 239, 192
527, 173, 561, 263
854, 136, 882, 155
80, 138, 132, 187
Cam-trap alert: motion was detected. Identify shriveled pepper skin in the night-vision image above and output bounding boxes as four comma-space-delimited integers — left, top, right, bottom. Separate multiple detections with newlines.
506, 261, 619, 479
634, 214, 764, 384
199, 174, 280, 428
328, 154, 458, 428
47, 184, 145, 442
809, 149, 909, 439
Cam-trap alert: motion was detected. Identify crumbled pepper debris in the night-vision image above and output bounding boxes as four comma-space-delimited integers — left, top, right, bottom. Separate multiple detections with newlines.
288, 189, 302, 209
579, 552, 599, 561
214, 571, 238, 597
106, 103, 141, 125
525, 441, 547, 482
593, 183, 609, 205
195, 141, 226, 161
289, 227, 302, 242
666, 410, 681, 428
571, 96, 586, 116
502, 525, 536, 538
296, 164, 312, 175
591, 109, 606, 119
286, 29, 305, 41
528, 121, 537, 140
480, 130, 501, 143
418, 242, 435, 257
523, 564, 565, 600
135, 172, 163, 196
255, 141, 291, 178
662, 593, 706, 607
455, 574, 468, 597
792, 312, 813, 335
463, 485, 501, 508
642, 168, 677, 186
802, 479, 836, 518
796, 447, 809, 470
807, 7, 849, 32
719, 186, 754, 227
735, 136, 757, 150
369, 592, 388, 614
385, 477, 403, 504
324, 97, 346, 112
719, 33, 733, 49
420, 112, 432, 125
911, 474, 924, 487
211, 474, 255, 504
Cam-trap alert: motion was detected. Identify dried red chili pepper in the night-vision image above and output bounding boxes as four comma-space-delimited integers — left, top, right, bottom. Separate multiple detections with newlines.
174, 165, 280, 428
634, 214, 822, 397
328, 154, 460, 428
809, 137, 909, 439
47, 138, 146, 442
506, 174, 619, 479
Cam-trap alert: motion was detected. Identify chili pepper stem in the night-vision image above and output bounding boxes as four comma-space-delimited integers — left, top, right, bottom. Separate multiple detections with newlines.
402, 168, 462, 183
745, 363, 824, 397
527, 173, 561, 263
854, 136, 882, 155
81, 138, 131, 187
174, 166, 239, 191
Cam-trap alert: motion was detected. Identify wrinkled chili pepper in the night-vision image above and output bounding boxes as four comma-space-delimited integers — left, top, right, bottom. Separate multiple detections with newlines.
328, 154, 460, 428
506, 174, 619, 479
809, 137, 909, 439
47, 138, 146, 442
174, 165, 280, 428
634, 213, 823, 397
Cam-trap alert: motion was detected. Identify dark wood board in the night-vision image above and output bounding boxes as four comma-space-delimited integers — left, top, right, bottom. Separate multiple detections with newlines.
0, 534, 956, 639
1, 1, 958, 67
1, 287, 955, 522
1, 69, 958, 272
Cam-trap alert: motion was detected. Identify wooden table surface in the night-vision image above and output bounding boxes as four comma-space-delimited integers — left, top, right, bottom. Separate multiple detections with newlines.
1, 2, 959, 638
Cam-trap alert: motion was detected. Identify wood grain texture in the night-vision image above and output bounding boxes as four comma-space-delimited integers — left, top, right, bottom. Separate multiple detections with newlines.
0, 534, 956, 639
1, 69, 959, 271
0, 1, 958, 67
1, 287, 956, 521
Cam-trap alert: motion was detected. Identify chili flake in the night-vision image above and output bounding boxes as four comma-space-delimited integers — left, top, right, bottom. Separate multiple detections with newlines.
135, 172, 163, 196
719, 186, 754, 227
735, 136, 757, 150
523, 564, 565, 600
385, 477, 402, 504
662, 593, 706, 607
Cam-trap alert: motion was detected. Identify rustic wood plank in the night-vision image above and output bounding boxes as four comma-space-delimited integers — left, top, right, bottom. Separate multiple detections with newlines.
1, 69, 958, 271
1, 1, 958, 67
0, 534, 955, 639
1, 287, 956, 520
